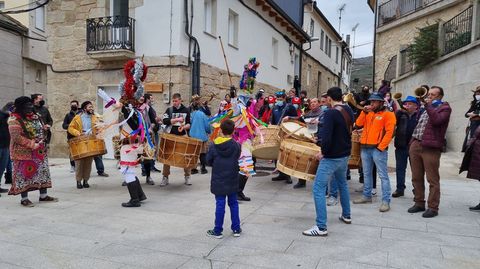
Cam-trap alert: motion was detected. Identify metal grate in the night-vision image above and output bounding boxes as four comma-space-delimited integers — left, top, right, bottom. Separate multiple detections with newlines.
378, 0, 442, 27
442, 6, 473, 55
384, 55, 397, 82
86, 16, 135, 52
399, 47, 413, 75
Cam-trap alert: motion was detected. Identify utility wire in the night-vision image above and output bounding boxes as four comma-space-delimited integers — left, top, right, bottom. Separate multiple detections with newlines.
0, 0, 38, 12
0, 0, 49, 14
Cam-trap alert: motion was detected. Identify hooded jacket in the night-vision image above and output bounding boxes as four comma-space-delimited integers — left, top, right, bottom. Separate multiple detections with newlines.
206, 137, 241, 195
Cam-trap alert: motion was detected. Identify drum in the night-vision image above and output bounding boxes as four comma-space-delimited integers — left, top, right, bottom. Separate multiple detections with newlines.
252, 125, 280, 160
69, 135, 107, 161
112, 135, 121, 160
277, 139, 321, 181
349, 130, 362, 169
278, 120, 315, 142
157, 133, 202, 169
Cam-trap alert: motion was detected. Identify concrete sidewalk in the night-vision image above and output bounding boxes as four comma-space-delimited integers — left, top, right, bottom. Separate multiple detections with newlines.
0, 157, 479, 269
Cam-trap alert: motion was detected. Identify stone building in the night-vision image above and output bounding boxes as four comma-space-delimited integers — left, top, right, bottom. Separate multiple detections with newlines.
0, 0, 49, 106
46, 0, 312, 157
301, 1, 352, 98
369, 0, 480, 151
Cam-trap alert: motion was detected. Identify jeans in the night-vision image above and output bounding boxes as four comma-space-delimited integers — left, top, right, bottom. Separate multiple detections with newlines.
0, 148, 9, 183
94, 156, 104, 174
328, 170, 350, 198
395, 148, 409, 192
361, 148, 391, 203
313, 156, 350, 230
214, 193, 241, 233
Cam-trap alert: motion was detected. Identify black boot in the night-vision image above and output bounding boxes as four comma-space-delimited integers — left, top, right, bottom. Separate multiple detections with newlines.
122, 181, 141, 207
200, 154, 208, 174
469, 202, 480, 211
237, 174, 251, 201
5, 171, 12, 184
135, 177, 147, 201
293, 179, 306, 189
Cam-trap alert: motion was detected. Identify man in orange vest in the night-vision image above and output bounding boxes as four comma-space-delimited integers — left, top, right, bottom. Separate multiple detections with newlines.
353, 93, 396, 212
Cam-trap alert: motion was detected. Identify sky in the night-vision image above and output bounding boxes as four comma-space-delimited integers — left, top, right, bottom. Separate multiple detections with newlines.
315, 0, 374, 58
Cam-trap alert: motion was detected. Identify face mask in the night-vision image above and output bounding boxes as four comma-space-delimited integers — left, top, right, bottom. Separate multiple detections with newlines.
276, 101, 284, 106
476, 95, 480, 101
293, 104, 299, 109
268, 103, 274, 109
321, 105, 328, 111
71, 105, 78, 111
38, 100, 45, 107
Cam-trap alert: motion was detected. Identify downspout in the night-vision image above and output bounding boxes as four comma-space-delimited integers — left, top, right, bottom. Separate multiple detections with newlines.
184, 0, 201, 96
372, 1, 378, 90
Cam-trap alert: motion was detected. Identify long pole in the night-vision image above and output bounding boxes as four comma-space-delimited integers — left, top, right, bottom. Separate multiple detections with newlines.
218, 36, 233, 87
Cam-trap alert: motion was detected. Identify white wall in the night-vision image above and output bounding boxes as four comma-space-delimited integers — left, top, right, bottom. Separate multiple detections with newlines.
134, 0, 298, 90
0, 29, 24, 106
302, 11, 342, 76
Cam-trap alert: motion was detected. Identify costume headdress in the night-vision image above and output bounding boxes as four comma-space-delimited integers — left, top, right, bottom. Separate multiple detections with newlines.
118, 59, 148, 106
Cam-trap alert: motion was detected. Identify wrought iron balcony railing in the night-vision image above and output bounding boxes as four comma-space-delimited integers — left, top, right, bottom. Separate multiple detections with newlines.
86, 16, 135, 52
442, 6, 473, 55
378, 0, 441, 27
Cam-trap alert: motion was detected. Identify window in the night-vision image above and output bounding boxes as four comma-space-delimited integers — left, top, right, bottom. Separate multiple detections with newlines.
307, 65, 311, 86
35, 6, 45, 31
0, 2, 5, 10
272, 38, 279, 68
204, 0, 217, 35
228, 9, 239, 47
324, 37, 329, 54
336, 47, 339, 64
328, 39, 332, 58
320, 30, 324, 50
309, 19, 314, 37
35, 69, 42, 82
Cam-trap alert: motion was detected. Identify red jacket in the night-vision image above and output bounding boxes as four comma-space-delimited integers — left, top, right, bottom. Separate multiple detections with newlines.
420, 102, 451, 150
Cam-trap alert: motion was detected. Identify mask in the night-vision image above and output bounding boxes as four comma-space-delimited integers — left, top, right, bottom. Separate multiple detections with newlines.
276, 101, 284, 106
71, 105, 78, 111
39, 100, 45, 107
268, 104, 274, 109
476, 95, 480, 101
293, 104, 299, 109
321, 105, 328, 111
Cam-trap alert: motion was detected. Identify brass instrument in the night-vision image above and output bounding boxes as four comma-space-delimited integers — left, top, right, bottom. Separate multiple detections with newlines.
393, 92, 402, 100
414, 86, 428, 100
343, 92, 364, 111
392, 92, 404, 112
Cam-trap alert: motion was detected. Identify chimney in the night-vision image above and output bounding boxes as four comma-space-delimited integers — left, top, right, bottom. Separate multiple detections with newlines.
346, 34, 351, 47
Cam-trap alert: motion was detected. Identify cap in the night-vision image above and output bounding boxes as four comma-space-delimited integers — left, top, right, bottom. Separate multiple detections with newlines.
402, 95, 419, 105
267, 96, 276, 104
275, 91, 286, 97
292, 97, 301, 105
368, 93, 384, 102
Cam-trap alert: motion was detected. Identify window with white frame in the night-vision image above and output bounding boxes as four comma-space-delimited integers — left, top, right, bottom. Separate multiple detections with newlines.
228, 9, 239, 47
204, 0, 217, 35
0, 2, 5, 9
35, 69, 42, 82
35, 5, 45, 31
309, 19, 314, 37
272, 37, 278, 68
324, 36, 329, 54
320, 30, 324, 51
336, 47, 339, 63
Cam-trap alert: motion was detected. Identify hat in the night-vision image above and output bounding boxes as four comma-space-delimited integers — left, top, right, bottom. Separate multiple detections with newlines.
368, 93, 384, 102
402, 95, 419, 105
292, 97, 301, 105
14, 96, 32, 109
267, 96, 276, 104
258, 88, 265, 93
275, 91, 286, 97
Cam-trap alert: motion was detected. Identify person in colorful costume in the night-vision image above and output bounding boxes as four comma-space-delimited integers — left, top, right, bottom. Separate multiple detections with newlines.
8, 96, 58, 207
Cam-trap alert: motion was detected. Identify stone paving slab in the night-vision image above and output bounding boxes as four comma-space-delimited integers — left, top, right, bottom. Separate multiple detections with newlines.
0, 154, 479, 269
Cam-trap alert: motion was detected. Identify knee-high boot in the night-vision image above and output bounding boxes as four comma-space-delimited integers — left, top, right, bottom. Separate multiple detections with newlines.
135, 177, 147, 201
237, 174, 251, 201
122, 181, 141, 207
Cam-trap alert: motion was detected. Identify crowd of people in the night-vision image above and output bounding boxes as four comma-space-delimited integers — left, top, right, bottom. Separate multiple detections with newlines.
0, 83, 479, 238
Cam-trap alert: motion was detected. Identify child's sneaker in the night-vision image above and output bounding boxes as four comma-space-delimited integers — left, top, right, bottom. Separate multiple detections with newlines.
206, 229, 223, 239
233, 229, 242, 237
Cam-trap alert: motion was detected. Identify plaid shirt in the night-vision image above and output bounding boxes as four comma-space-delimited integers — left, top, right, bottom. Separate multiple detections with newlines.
412, 109, 429, 141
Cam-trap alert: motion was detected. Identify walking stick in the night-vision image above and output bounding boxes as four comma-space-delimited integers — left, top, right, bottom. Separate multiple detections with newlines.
218, 36, 233, 88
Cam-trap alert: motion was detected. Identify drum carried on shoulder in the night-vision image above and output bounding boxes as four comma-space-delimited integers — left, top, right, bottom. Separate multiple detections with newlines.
252, 125, 280, 160
69, 135, 107, 160
157, 133, 202, 169
277, 139, 320, 181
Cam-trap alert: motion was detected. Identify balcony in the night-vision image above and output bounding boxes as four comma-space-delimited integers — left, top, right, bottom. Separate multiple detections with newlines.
86, 16, 135, 61
378, 0, 442, 27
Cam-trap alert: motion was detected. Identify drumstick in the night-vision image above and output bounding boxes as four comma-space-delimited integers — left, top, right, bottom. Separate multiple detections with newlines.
284, 126, 304, 138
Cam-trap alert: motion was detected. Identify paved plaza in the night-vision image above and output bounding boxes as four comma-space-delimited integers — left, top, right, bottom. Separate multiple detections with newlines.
0, 153, 479, 269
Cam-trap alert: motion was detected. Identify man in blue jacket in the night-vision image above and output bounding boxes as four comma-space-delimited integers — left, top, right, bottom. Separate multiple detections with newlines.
190, 97, 212, 175
303, 87, 354, 237
270, 91, 298, 184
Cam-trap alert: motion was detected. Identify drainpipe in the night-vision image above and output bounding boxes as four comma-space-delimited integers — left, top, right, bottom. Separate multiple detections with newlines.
184, 0, 201, 96
372, 1, 378, 90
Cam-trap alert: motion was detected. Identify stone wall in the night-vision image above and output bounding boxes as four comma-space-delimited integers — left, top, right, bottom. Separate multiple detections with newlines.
375, 0, 471, 88
300, 53, 341, 98
392, 41, 480, 152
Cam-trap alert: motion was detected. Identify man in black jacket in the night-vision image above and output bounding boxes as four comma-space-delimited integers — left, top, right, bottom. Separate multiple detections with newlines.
392, 96, 419, 197
0, 102, 13, 194
31, 94, 53, 144
160, 93, 191, 186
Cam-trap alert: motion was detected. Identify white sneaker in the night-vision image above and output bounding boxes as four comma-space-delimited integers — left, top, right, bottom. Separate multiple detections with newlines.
354, 185, 363, 192
327, 196, 338, 206
372, 188, 377, 196
70, 166, 75, 173
184, 176, 192, 186
160, 176, 169, 187
302, 225, 328, 236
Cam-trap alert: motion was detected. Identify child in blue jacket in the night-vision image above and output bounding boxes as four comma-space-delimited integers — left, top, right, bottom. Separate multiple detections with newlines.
206, 119, 242, 238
